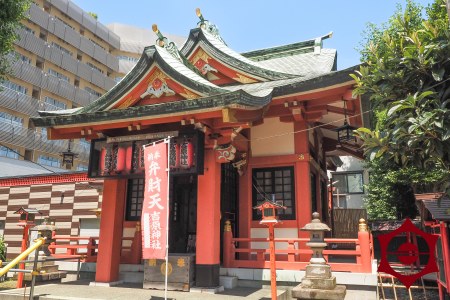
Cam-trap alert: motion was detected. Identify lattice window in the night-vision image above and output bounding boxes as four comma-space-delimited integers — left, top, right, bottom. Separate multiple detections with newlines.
252, 166, 295, 220
126, 178, 144, 221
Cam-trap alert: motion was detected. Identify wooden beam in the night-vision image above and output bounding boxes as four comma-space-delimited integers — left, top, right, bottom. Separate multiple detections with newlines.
336, 145, 364, 160
314, 122, 339, 131
326, 105, 355, 116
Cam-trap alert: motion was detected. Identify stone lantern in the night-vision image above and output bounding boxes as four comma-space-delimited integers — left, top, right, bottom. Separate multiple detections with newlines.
292, 212, 346, 300
30, 217, 57, 256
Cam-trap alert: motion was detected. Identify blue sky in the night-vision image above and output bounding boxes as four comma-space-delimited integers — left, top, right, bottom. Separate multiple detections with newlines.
73, 0, 434, 70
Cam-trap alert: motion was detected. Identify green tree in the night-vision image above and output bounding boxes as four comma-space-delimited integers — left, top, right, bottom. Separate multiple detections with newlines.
352, 0, 450, 215
0, 0, 31, 80
87, 12, 98, 20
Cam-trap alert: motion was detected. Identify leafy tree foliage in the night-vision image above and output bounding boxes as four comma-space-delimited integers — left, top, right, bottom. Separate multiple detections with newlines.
352, 0, 450, 208
0, 0, 31, 80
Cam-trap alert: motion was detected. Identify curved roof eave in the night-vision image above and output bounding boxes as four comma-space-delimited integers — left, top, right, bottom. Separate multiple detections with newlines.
37, 44, 231, 116
32, 89, 273, 128
180, 28, 298, 81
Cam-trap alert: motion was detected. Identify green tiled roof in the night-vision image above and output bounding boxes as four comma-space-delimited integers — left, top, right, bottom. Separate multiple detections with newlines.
32, 23, 348, 128
241, 32, 333, 61
32, 89, 273, 127
181, 28, 297, 81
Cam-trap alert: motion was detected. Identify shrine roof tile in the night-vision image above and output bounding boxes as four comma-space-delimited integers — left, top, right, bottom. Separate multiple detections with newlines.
255, 48, 337, 75
181, 28, 297, 81
32, 89, 273, 128
0, 156, 69, 178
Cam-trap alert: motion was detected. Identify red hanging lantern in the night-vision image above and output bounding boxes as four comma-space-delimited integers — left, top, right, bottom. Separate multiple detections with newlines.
99, 147, 107, 176
180, 138, 194, 169
124, 145, 133, 173
114, 145, 126, 173
170, 142, 180, 168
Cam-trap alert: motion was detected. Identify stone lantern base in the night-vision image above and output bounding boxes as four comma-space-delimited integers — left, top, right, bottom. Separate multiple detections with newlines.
292, 284, 346, 300
292, 263, 346, 299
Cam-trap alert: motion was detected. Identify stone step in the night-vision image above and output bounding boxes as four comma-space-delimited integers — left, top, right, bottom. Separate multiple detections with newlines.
119, 271, 143, 283
219, 275, 238, 289
261, 289, 288, 300
23, 270, 67, 282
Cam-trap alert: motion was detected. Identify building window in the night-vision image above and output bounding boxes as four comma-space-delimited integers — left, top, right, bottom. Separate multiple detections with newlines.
21, 24, 35, 35
89, 38, 106, 51
126, 178, 144, 221
0, 111, 23, 127
79, 138, 90, 151
44, 96, 66, 110
55, 16, 75, 30
86, 62, 104, 74
41, 128, 48, 140
48, 68, 70, 83
117, 55, 139, 63
84, 87, 102, 98
252, 166, 295, 220
51, 42, 72, 56
77, 164, 88, 171
332, 172, 364, 194
0, 145, 19, 159
11, 51, 31, 64
37, 155, 61, 168
1, 80, 28, 95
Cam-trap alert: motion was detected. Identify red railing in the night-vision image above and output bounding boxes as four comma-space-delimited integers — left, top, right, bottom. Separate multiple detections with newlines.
223, 221, 373, 273
48, 235, 98, 262
48, 224, 142, 264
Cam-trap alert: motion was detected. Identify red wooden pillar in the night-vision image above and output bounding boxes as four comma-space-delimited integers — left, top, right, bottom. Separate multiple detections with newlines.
95, 179, 126, 283
16, 225, 30, 288
196, 149, 221, 287
294, 121, 312, 228
294, 121, 312, 260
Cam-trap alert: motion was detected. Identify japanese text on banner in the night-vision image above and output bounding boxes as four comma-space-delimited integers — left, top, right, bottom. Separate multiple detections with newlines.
141, 142, 168, 260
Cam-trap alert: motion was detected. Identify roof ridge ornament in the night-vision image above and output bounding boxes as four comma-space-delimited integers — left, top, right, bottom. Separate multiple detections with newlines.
195, 8, 227, 45
152, 24, 182, 62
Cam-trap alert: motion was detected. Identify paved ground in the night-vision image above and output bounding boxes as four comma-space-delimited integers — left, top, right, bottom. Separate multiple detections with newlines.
0, 280, 377, 300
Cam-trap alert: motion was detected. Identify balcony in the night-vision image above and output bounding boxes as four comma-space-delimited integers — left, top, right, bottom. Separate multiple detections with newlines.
0, 121, 90, 163
8, 57, 97, 107
15, 28, 117, 91
0, 86, 39, 117
27, 3, 119, 71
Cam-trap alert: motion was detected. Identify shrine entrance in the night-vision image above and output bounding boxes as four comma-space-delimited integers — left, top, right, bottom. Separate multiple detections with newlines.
169, 175, 198, 254
220, 163, 239, 263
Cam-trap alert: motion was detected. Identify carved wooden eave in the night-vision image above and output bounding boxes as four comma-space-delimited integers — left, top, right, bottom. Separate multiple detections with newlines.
181, 28, 297, 85
31, 15, 365, 164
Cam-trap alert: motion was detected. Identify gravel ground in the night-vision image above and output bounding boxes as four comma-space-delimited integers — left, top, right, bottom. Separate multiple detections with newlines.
0, 279, 18, 291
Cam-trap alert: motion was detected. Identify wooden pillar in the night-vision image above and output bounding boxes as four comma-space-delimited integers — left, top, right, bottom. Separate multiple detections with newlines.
196, 149, 221, 287
238, 167, 251, 260
358, 218, 372, 273
95, 178, 126, 283
294, 121, 312, 230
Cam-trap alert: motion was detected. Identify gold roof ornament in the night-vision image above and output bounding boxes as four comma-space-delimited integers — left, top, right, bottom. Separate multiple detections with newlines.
152, 24, 165, 47
152, 24, 182, 61
195, 8, 227, 45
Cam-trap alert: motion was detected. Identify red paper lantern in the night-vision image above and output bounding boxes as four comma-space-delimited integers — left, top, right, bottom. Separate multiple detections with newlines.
99, 147, 107, 176
124, 145, 133, 173
170, 142, 180, 168
114, 146, 126, 173
180, 139, 194, 169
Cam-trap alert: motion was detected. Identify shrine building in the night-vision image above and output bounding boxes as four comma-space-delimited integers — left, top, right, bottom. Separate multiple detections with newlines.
32, 10, 368, 287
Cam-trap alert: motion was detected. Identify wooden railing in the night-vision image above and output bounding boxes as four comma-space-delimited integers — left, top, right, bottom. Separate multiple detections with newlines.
48, 224, 142, 264
48, 235, 98, 262
223, 219, 373, 273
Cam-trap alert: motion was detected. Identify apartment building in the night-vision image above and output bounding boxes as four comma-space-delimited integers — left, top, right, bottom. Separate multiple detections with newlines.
106, 23, 185, 82
0, 0, 122, 172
